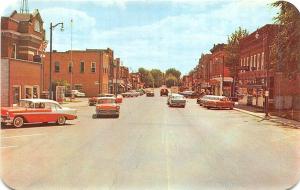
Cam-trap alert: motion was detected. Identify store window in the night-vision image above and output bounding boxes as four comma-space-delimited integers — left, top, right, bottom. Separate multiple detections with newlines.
24, 86, 33, 99
33, 86, 39, 98
74, 84, 83, 91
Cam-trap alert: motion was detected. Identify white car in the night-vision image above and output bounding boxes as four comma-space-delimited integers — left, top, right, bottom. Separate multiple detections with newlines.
72, 90, 85, 97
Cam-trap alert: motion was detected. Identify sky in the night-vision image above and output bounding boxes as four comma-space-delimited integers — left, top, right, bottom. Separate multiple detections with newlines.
1, 0, 295, 74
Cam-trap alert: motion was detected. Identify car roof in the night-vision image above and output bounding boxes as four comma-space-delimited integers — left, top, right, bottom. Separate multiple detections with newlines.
170, 93, 183, 97
97, 97, 116, 100
20, 99, 59, 104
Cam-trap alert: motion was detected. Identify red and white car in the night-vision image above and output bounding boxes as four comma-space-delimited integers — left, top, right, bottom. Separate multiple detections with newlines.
1, 99, 77, 128
93, 97, 120, 118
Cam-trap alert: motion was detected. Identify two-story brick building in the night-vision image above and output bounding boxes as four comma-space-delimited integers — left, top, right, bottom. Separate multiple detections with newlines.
238, 24, 279, 107
1, 10, 46, 106
43, 49, 112, 97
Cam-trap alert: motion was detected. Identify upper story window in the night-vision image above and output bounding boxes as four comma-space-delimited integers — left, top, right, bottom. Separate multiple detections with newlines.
246, 57, 249, 66
254, 55, 257, 69
80, 61, 85, 73
91, 62, 96, 73
68, 62, 73, 73
257, 54, 261, 70
261, 52, 265, 70
54, 62, 60, 72
34, 20, 40, 32
11, 44, 17, 59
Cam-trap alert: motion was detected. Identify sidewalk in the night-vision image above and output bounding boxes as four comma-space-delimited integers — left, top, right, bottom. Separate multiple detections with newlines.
60, 98, 88, 108
234, 104, 300, 129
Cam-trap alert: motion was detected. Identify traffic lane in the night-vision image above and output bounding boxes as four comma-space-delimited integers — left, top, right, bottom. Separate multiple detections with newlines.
1, 93, 300, 189
15, 96, 168, 189
162, 98, 300, 189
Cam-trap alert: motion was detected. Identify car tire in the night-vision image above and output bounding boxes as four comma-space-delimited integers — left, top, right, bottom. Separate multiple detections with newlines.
13, 116, 24, 128
230, 107, 233, 110
116, 114, 119, 118
57, 116, 66, 125
206, 106, 210, 109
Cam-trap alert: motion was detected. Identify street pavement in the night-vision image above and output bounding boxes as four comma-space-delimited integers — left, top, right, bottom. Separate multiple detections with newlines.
1, 89, 300, 190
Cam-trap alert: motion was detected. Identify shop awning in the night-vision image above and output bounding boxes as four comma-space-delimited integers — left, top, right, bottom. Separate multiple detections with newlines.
119, 83, 125, 88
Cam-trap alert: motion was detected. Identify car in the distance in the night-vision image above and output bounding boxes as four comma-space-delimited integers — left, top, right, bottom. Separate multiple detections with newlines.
179, 90, 198, 98
93, 97, 120, 118
167, 93, 186, 108
72, 90, 85, 97
160, 88, 169, 96
203, 95, 234, 110
1, 99, 77, 128
146, 89, 155, 97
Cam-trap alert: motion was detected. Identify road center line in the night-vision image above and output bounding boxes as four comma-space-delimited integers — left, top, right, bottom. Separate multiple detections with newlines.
165, 131, 170, 190
2, 133, 44, 139
0, 145, 17, 149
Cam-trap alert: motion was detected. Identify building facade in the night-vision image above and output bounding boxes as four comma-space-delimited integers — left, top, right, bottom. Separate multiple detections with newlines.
209, 44, 232, 96
238, 24, 279, 107
43, 49, 112, 97
1, 10, 46, 106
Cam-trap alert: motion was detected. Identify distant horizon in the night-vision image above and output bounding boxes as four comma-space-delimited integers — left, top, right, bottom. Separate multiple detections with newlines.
1, 0, 293, 74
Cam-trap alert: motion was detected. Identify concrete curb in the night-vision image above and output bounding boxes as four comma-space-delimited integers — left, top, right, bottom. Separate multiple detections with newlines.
233, 108, 300, 129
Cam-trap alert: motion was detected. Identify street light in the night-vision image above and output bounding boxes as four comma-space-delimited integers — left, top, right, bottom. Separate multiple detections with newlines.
49, 22, 64, 100
255, 31, 269, 118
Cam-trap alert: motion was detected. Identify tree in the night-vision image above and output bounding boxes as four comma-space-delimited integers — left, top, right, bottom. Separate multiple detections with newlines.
270, 1, 300, 73
144, 71, 154, 88
225, 27, 249, 76
138, 67, 148, 83
165, 74, 178, 88
150, 69, 164, 87
165, 68, 181, 80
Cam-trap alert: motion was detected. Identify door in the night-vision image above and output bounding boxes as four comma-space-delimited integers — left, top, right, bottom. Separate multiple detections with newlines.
12, 86, 21, 104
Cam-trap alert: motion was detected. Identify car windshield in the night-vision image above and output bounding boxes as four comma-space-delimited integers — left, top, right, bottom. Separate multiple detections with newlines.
97, 99, 115, 104
172, 96, 183, 100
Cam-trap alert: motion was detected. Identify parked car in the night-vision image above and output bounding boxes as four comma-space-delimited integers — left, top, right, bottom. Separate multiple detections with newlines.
146, 89, 155, 97
203, 95, 234, 110
160, 88, 169, 96
135, 89, 145, 96
116, 94, 123, 103
72, 90, 85, 97
197, 95, 209, 106
167, 93, 186, 108
1, 99, 77, 128
93, 97, 120, 118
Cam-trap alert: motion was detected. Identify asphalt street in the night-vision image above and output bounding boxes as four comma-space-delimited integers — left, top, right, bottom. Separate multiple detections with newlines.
1, 90, 300, 190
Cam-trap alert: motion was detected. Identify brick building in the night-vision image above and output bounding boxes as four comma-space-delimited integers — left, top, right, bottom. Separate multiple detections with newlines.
209, 44, 232, 96
238, 24, 279, 107
238, 24, 300, 120
119, 66, 130, 92
197, 54, 212, 93
43, 49, 112, 97
1, 10, 46, 106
